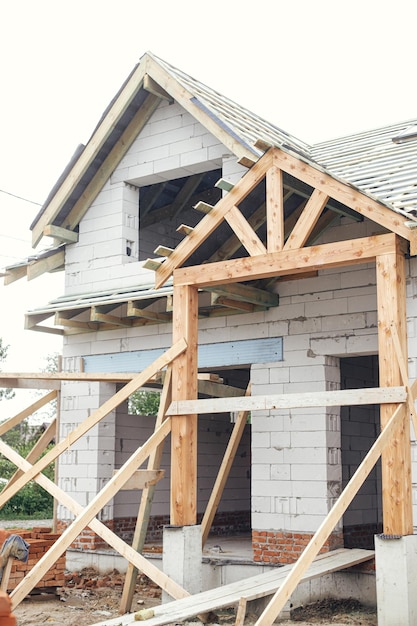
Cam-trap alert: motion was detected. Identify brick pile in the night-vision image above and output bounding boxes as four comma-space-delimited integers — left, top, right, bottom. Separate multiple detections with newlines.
0, 526, 65, 593
0, 590, 16, 626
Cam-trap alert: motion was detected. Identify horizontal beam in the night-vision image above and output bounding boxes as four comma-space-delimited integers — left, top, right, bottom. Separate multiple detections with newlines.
167, 386, 407, 415
174, 233, 399, 287
113, 469, 165, 490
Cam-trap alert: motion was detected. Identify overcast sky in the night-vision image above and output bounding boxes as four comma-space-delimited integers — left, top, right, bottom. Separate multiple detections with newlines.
1, 0, 416, 411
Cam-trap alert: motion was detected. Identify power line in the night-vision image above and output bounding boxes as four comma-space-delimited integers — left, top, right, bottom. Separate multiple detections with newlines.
0, 188, 42, 206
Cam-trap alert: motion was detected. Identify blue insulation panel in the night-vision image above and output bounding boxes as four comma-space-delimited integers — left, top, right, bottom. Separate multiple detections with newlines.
83, 337, 283, 373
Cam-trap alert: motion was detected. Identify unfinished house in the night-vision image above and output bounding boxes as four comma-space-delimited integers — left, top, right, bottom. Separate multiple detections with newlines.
2, 52, 417, 624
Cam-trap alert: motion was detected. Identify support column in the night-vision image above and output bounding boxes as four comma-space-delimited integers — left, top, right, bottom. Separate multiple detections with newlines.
375, 534, 417, 625
162, 525, 202, 602
376, 242, 412, 535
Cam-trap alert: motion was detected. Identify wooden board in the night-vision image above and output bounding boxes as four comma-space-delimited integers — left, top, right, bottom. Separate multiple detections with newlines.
90, 548, 374, 626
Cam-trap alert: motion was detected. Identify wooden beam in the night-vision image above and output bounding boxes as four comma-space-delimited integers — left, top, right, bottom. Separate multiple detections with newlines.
90, 307, 133, 328
127, 302, 171, 322
271, 147, 413, 241
3, 419, 57, 490
376, 243, 413, 535
167, 386, 407, 415
201, 384, 251, 546
120, 367, 173, 613
31, 60, 149, 246
3, 419, 191, 609
284, 189, 329, 250
43, 225, 79, 243
171, 285, 198, 525
112, 469, 164, 490
155, 152, 273, 288
27, 250, 65, 281
0, 378, 61, 390
0, 339, 187, 510
266, 165, 284, 252
224, 206, 267, 256
206, 283, 279, 308
0, 391, 57, 436
3, 265, 27, 285
254, 392, 412, 626
0, 372, 136, 383
174, 233, 398, 288
143, 74, 173, 102
0, 436, 189, 607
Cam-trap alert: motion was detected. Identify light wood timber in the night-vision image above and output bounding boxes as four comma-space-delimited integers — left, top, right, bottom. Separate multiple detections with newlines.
254, 385, 416, 626
31, 59, 150, 246
215, 178, 234, 192
284, 189, 329, 250
194, 201, 214, 213
206, 283, 278, 308
0, 558, 13, 592
376, 245, 413, 535
173, 233, 398, 288
177, 224, 194, 236
201, 384, 251, 546
0, 391, 57, 436
143, 259, 163, 271
0, 378, 61, 390
112, 469, 164, 490
155, 152, 273, 288
154, 245, 174, 257
143, 74, 173, 102
8, 419, 176, 607
266, 165, 284, 252
171, 285, 198, 525
90, 307, 133, 328
127, 302, 171, 322
389, 322, 417, 438
0, 372, 138, 383
235, 597, 247, 626
3, 419, 57, 490
43, 225, 79, 243
3, 265, 27, 285
90, 549, 374, 626
27, 250, 65, 281
167, 386, 406, 416
147, 60, 259, 168
224, 205, 267, 256
212, 297, 257, 313
271, 147, 413, 242
120, 367, 173, 614
0, 429, 189, 610
0, 339, 187, 510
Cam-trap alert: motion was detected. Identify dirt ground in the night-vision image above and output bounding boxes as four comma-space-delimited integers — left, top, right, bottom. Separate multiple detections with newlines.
11, 568, 377, 626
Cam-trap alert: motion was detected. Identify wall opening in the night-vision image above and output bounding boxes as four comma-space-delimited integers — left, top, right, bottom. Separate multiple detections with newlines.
340, 355, 382, 549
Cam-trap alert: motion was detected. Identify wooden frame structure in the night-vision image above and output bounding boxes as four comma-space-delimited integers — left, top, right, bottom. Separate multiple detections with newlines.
1, 146, 416, 623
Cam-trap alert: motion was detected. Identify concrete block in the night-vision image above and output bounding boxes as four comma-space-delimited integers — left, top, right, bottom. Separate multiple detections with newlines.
375, 534, 417, 625
163, 525, 202, 601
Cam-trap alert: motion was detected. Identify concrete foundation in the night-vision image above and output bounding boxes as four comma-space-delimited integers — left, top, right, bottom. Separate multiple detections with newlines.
375, 534, 417, 625
162, 525, 202, 602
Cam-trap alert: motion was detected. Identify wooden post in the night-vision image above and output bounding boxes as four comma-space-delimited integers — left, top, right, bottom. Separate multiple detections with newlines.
376, 241, 413, 535
171, 284, 198, 525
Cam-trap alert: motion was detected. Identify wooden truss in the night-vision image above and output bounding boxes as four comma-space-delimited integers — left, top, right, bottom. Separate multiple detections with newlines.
1, 147, 416, 622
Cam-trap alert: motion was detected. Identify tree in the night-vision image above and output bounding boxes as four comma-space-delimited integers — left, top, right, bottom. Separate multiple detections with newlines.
0, 338, 14, 401
128, 389, 160, 415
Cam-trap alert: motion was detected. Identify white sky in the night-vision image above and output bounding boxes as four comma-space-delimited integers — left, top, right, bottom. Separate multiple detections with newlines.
0, 0, 416, 412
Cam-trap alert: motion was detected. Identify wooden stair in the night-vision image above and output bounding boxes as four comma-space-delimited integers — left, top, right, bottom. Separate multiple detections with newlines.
90, 548, 374, 626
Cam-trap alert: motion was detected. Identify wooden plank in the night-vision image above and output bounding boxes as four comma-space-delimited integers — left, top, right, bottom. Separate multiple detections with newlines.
90, 308, 133, 328
3, 419, 57, 490
3, 265, 27, 285
31, 60, 149, 246
0, 372, 137, 383
155, 152, 273, 288
171, 285, 198, 525
253, 387, 416, 626
376, 246, 413, 535
0, 434, 189, 609
201, 384, 251, 546
224, 206, 267, 256
120, 368, 173, 614
266, 165, 284, 252
389, 323, 417, 438
174, 233, 398, 288
271, 147, 413, 242
0, 378, 61, 390
0, 339, 187, 510
9, 418, 179, 608
143, 74, 173, 102
167, 386, 407, 416
27, 250, 65, 281
0, 559, 13, 592
206, 283, 279, 308
43, 225, 79, 243
113, 469, 164, 490
90, 548, 374, 626
0, 391, 57, 436
127, 303, 171, 322
284, 189, 329, 250
235, 597, 247, 626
